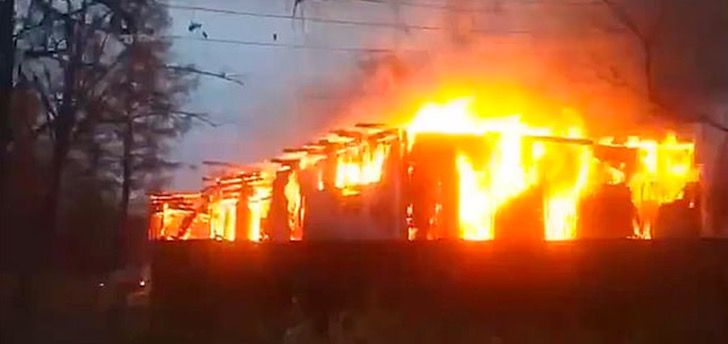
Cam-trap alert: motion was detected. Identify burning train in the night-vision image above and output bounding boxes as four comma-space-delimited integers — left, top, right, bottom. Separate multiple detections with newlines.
149, 96, 700, 242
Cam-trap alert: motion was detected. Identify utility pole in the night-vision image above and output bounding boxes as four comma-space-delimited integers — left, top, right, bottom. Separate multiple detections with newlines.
0, 0, 15, 213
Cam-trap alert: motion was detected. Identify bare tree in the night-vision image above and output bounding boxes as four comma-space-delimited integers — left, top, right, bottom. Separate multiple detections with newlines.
601, 0, 665, 106
600, 0, 728, 131
0, 2, 241, 341
12, 0, 241, 239
78, 37, 202, 248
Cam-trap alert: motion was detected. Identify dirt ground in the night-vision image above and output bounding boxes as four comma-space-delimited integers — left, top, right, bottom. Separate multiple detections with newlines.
0, 272, 149, 344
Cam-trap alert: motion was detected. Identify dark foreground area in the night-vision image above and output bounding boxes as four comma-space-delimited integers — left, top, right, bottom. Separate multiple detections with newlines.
151, 240, 728, 343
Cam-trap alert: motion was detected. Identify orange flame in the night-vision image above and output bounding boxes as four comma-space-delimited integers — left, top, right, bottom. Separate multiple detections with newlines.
624, 134, 699, 238
150, 94, 699, 242
408, 97, 597, 241
285, 171, 303, 241
539, 135, 593, 241
247, 182, 272, 242
334, 141, 389, 195
209, 198, 237, 241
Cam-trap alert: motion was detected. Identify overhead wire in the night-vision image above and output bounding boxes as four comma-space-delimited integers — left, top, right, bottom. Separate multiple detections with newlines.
161, 1, 619, 53
164, 34, 414, 53
307, 0, 603, 12
163, 3, 443, 32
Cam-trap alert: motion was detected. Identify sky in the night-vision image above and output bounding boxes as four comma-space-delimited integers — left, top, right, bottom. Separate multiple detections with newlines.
166, 0, 405, 189
164, 0, 641, 190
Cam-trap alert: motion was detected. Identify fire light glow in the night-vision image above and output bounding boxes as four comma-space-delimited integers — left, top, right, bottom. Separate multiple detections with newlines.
334, 141, 389, 195
404, 96, 697, 241
285, 171, 304, 241
247, 183, 272, 242
149, 92, 699, 242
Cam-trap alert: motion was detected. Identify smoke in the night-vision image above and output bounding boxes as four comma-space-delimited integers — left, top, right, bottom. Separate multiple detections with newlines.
250, 0, 728, 170
286, 0, 659, 143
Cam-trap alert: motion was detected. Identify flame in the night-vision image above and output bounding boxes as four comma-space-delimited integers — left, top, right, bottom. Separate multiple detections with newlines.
540, 136, 594, 241
624, 133, 698, 238
248, 183, 272, 242
405, 97, 698, 241
150, 94, 699, 243
160, 203, 170, 238
317, 169, 325, 191
285, 171, 303, 241
456, 155, 496, 240
406, 97, 594, 241
407, 98, 481, 146
334, 141, 389, 195
455, 123, 535, 240
209, 198, 237, 241
606, 164, 627, 185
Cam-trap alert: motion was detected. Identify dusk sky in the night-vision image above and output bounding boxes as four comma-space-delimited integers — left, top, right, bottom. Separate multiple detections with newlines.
164, 0, 667, 190
167, 0, 429, 189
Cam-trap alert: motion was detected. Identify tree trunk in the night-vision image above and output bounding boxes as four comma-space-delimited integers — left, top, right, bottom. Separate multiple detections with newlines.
43, 80, 75, 255
118, 117, 133, 267
43, 128, 71, 248
0, 0, 15, 218
43, 11, 83, 242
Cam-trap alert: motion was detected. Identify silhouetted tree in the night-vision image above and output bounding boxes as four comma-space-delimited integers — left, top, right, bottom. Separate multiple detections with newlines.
1, 2, 241, 342
601, 0, 665, 107
77, 36, 201, 258
8, 0, 240, 250
13, 0, 153, 249
600, 0, 728, 130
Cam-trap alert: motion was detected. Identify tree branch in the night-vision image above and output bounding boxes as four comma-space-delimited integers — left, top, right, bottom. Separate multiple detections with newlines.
646, 0, 667, 43
93, 107, 219, 127
16, 71, 59, 140
24, 47, 68, 58
134, 109, 221, 127
601, 0, 646, 42
166, 110, 220, 127
95, 0, 138, 34
163, 64, 245, 86
79, 48, 131, 103
700, 113, 728, 133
